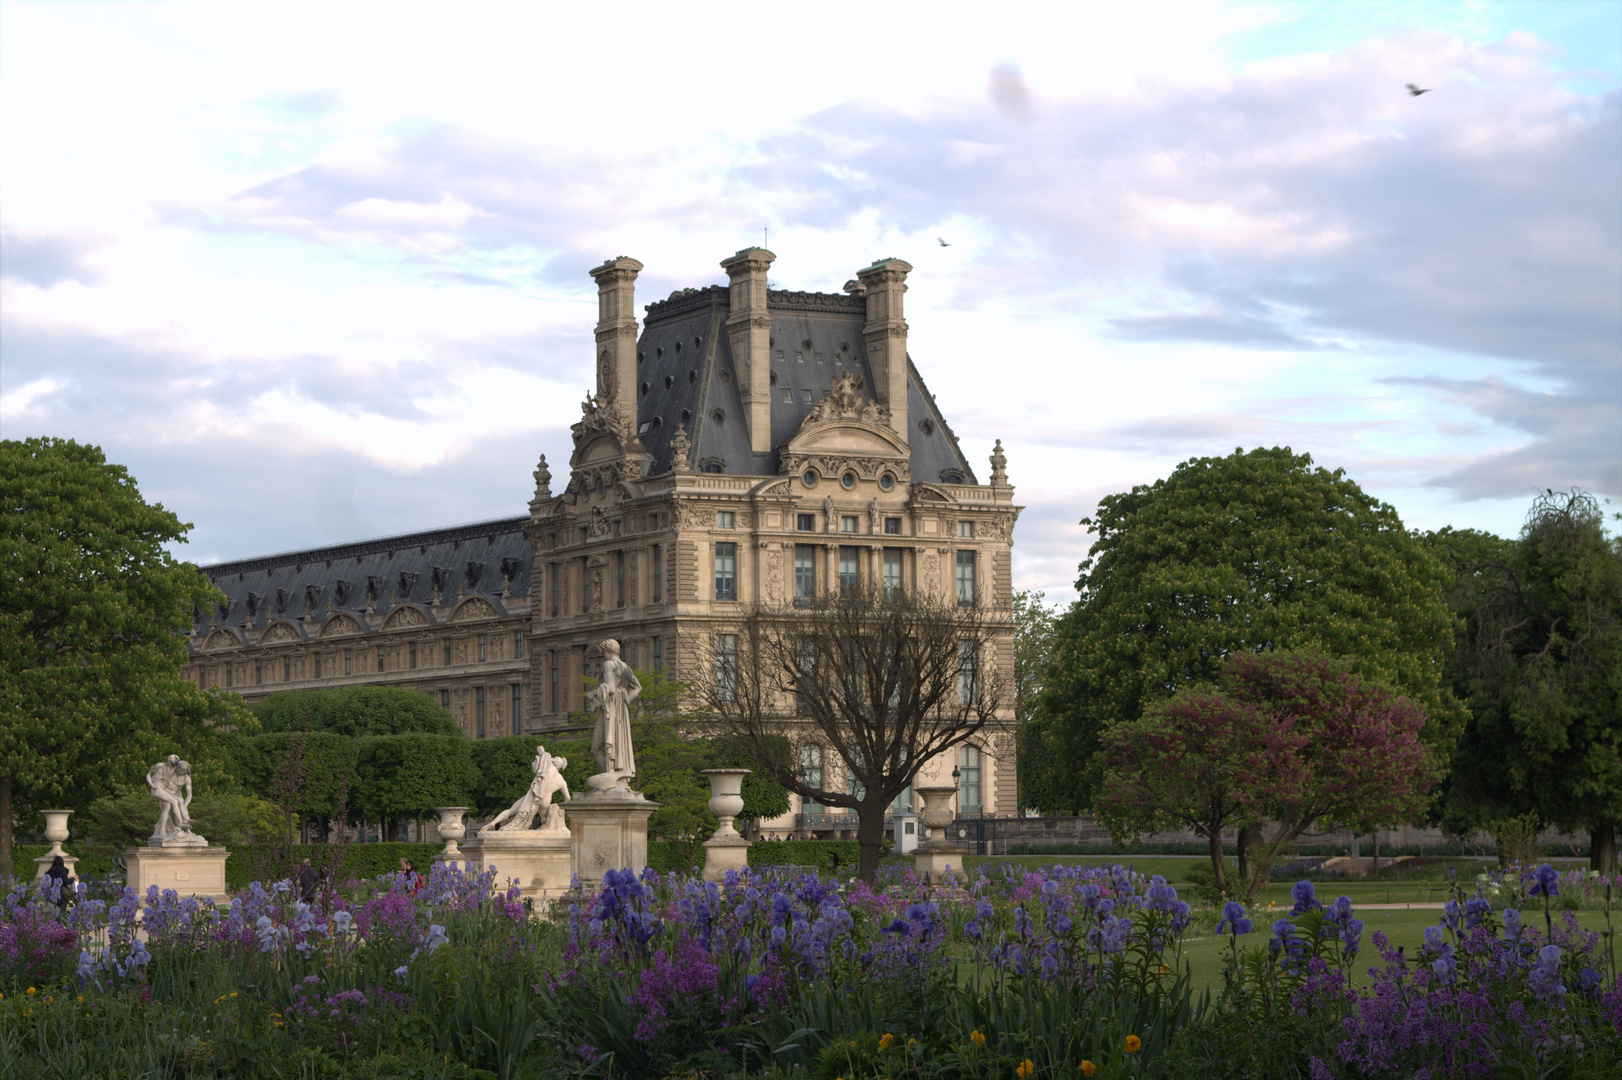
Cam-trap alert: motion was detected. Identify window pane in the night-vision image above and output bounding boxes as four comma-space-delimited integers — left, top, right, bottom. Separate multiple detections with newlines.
884, 517, 901, 535
616, 551, 625, 608
797, 513, 815, 531
716, 633, 738, 702
840, 515, 859, 533
512, 684, 522, 728
475, 686, 486, 739
957, 640, 979, 705
838, 546, 859, 596
714, 542, 737, 600
960, 744, 982, 814
409, 642, 418, 669
883, 548, 903, 596
956, 550, 976, 606
800, 745, 823, 812
794, 544, 816, 599
652, 544, 663, 602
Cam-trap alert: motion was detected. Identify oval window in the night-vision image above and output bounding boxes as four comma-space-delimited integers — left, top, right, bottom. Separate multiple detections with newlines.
841, 472, 857, 489
879, 473, 895, 491
802, 470, 819, 488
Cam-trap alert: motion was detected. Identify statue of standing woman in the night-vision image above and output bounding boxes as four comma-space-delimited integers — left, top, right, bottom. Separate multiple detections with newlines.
586, 639, 641, 795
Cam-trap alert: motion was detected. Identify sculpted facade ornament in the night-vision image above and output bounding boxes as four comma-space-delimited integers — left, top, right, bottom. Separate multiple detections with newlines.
482, 746, 571, 834
668, 423, 692, 472
531, 454, 553, 505
147, 755, 206, 847
989, 439, 1008, 486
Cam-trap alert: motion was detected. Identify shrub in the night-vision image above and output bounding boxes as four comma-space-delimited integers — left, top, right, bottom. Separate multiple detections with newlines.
746, 839, 862, 869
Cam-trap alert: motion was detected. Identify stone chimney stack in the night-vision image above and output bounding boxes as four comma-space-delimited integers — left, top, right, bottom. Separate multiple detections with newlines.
721, 247, 776, 454
589, 256, 644, 408
856, 258, 912, 435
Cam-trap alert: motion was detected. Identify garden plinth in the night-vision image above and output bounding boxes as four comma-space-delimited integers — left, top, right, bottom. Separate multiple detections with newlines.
462, 829, 573, 900
565, 793, 658, 890
123, 844, 230, 906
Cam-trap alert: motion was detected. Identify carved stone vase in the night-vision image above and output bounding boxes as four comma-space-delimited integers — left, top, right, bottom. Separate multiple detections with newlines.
700, 769, 752, 882
434, 807, 469, 861
912, 786, 963, 882
40, 810, 71, 858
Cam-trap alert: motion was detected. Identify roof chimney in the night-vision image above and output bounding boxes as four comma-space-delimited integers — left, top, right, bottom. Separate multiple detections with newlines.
856, 257, 912, 435
588, 256, 644, 408
721, 246, 776, 453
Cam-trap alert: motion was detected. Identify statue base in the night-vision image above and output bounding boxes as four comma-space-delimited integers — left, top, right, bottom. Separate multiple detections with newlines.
702, 835, 750, 882
33, 852, 79, 883
566, 795, 658, 890
148, 831, 209, 848
462, 830, 573, 899
124, 845, 230, 906
912, 847, 964, 883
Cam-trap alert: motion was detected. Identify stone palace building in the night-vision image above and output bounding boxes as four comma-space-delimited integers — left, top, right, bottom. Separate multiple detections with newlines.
185, 248, 1023, 827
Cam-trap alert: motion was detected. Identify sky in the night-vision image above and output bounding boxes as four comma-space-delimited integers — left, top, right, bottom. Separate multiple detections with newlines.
3, 0, 1619, 602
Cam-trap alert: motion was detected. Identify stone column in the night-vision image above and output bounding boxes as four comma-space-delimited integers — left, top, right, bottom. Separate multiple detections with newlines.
721, 247, 776, 454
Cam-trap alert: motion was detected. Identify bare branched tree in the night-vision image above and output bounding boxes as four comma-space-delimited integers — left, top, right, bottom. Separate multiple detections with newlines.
692, 582, 1006, 881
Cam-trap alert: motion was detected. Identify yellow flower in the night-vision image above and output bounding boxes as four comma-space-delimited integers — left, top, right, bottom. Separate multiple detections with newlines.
26, 987, 36, 996
76, 996, 83, 1003
1124, 1034, 1142, 1054
879, 1033, 894, 1051
970, 1030, 986, 1048
907, 1038, 916, 1047
1081, 1062, 1097, 1079
1016, 1059, 1035, 1079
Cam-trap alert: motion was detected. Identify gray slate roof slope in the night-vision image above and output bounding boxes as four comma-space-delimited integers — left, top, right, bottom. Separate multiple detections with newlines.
636, 287, 973, 482
191, 516, 531, 635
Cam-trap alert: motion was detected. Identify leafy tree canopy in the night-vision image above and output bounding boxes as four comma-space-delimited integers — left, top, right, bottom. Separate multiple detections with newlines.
0, 437, 242, 877
1026, 446, 1459, 812
253, 686, 459, 737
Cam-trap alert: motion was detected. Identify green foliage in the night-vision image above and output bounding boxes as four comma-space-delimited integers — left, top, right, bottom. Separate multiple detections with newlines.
355, 734, 477, 821
9, 844, 118, 879
80, 788, 285, 849
0, 437, 244, 876
1028, 446, 1460, 812
747, 838, 862, 869
1435, 490, 1622, 865
1014, 589, 1060, 812
231, 732, 359, 818
1184, 859, 1240, 905
253, 686, 460, 737
467, 734, 588, 817
222, 841, 444, 888
647, 839, 704, 872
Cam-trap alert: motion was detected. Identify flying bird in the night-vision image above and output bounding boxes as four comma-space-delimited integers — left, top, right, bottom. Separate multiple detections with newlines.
938, 237, 951, 247
1406, 83, 1432, 97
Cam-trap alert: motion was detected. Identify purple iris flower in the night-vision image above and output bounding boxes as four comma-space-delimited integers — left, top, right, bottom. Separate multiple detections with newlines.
1442, 899, 1461, 932
1464, 896, 1491, 930
1579, 967, 1604, 997
1431, 955, 1457, 983
1217, 900, 1252, 935
1531, 863, 1560, 897
1503, 908, 1524, 941
1290, 880, 1319, 914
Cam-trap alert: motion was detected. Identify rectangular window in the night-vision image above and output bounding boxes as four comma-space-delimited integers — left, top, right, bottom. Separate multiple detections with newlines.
549, 563, 559, 618
549, 650, 559, 712
512, 630, 523, 658
581, 646, 591, 711
651, 544, 663, 603
344, 649, 352, 676
581, 558, 590, 613
225, 664, 233, 688
841, 515, 859, 533
440, 689, 451, 710
444, 640, 453, 666
838, 546, 860, 596
616, 551, 625, 608
797, 513, 815, 531
475, 687, 486, 739
313, 653, 323, 679
795, 638, 815, 716
958, 520, 974, 538
409, 642, 418, 670
283, 656, 291, 682
652, 635, 663, 670
883, 548, 904, 596
715, 633, 738, 702
478, 634, 487, 662
255, 660, 263, 685
957, 640, 980, 706
511, 684, 523, 729
801, 389, 812, 403
956, 550, 977, 606
794, 544, 816, 600
781, 387, 792, 403
800, 745, 823, 813
716, 511, 735, 529
377, 646, 386, 672
959, 744, 982, 815
884, 517, 901, 535
714, 542, 737, 600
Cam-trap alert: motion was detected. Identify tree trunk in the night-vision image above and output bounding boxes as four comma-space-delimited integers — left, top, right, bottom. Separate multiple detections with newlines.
1592, 819, 1617, 877
1371, 831, 1380, 871
1207, 825, 1228, 899
856, 802, 886, 883
0, 775, 13, 881
1236, 824, 1259, 885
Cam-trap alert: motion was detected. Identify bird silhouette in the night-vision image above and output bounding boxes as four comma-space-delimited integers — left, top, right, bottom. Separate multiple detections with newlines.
1406, 83, 1432, 97
937, 237, 951, 247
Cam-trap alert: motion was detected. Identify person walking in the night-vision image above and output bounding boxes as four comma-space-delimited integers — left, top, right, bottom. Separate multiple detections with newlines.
297, 858, 321, 904
44, 856, 75, 914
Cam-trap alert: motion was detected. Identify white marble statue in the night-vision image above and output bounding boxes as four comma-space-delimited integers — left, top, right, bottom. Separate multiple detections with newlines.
585, 639, 641, 794
147, 754, 206, 846
483, 746, 571, 833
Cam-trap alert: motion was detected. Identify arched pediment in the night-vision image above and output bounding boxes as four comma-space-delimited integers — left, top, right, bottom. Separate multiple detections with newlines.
380, 603, 435, 632
448, 595, 506, 622
318, 613, 368, 639
258, 620, 304, 645
907, 482, 960, 504
783, 416, 910, 460
202, 627, 245, 651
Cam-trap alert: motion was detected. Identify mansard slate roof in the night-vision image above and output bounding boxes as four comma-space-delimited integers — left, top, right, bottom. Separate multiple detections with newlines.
633, 285, 976, 482
191, 516, 531, 637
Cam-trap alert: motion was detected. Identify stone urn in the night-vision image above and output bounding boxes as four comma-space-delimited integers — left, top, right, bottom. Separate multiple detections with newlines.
434, 807, 469, 860
40, 810, 72, 859
913, 787, 958, 845
701, 769, 751, 839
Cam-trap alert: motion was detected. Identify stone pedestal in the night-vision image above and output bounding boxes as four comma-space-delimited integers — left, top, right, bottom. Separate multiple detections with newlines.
433, 807, 468, 864
912, 850, 964, 880
123, 845, 230, 906
34, 810, 78, 883
701, 769, 752, 883
566, 795, 658, 890
463, 830, 573, 899
912, 785, 963, 883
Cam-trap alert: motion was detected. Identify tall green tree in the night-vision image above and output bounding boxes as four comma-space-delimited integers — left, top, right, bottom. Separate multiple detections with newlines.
1025, 446, 1459, 814
254, 686, 459, 737
0, 438, 235, 878
1438, 490, 1622, 873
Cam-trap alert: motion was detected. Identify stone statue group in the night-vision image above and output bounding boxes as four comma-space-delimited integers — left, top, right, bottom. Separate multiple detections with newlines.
143, 640, 643, 843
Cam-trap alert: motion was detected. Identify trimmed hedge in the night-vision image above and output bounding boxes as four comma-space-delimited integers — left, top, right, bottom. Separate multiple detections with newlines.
746, 840, 862, 869
11, 845, 119, 880
223, 843, 444, 889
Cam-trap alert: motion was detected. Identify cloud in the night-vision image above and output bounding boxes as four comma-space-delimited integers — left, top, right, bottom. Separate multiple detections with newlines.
1105, 311, 1335, 350
0, 229, 107, 287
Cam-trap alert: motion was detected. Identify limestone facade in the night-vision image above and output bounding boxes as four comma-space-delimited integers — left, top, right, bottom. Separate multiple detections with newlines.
185, 248, 1022, 821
